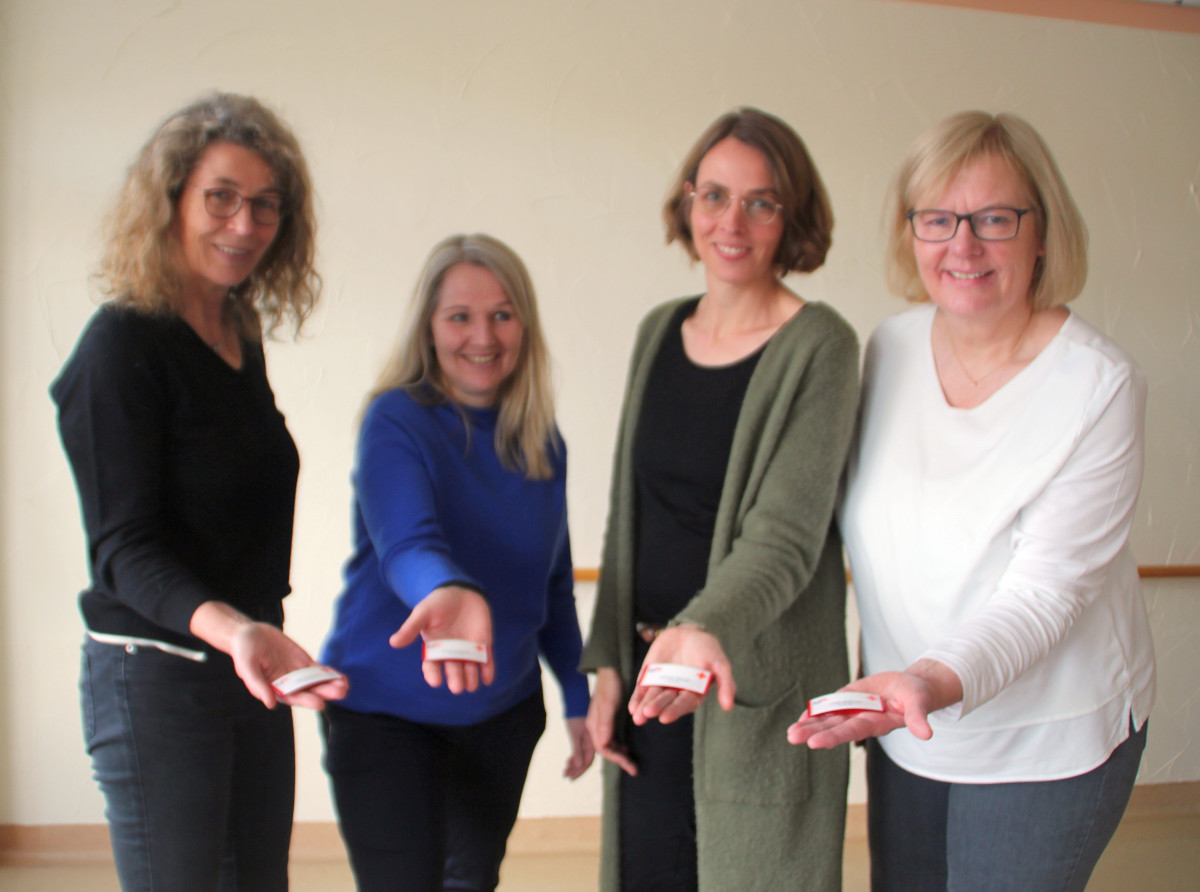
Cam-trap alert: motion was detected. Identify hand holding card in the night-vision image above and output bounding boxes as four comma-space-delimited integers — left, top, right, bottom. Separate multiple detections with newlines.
807, 691, 884, 716
389, 585, 494, 693
637, 662, 713, 696
422, 638, 489, 664
271, 665, 347, 697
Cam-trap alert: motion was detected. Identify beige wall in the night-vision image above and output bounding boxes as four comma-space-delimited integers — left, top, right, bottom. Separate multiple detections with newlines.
2, 0, 1197, 826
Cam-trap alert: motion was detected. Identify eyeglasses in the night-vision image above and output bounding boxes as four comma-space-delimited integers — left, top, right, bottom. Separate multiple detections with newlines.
907, 206, 1033, 242
200, 187, 285, 226
688, 187, 784, 225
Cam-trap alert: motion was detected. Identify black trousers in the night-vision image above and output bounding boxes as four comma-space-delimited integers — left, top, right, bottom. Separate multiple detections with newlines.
617, 635, 698, 892
322, 691, 546, 892
82, 636, 294, 892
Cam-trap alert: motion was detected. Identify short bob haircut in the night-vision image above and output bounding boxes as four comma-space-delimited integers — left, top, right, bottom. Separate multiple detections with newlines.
97, 92, 321, 338
663, 107, 833, 277
370, 233, 558, 481
885, 110, 1088, 310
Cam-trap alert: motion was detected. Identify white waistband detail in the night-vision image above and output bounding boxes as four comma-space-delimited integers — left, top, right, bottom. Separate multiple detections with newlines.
87, 631, 208, 662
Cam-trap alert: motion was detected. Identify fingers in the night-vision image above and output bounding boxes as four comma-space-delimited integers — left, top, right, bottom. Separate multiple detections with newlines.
420, 659, 444, 688
389, 609, 425, 650
594, 740, 638, 776
440, 659, 481, 694
904, 705, 934, 741
709, 659, 736, 712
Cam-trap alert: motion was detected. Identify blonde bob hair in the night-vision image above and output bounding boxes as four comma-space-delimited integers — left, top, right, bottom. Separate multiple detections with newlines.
369, 233, 558, 480
885, 110, 1088, 310
97, 92, 321, 338
663, 107, 834, 277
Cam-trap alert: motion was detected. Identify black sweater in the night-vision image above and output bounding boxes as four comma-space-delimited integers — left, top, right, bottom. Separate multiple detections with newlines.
51, 304, 299, 651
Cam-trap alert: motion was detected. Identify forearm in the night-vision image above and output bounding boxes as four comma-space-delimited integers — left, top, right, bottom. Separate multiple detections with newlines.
188, 600, 256, 654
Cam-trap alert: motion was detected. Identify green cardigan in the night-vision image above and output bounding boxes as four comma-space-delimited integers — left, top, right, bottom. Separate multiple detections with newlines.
580, 297, 860, 892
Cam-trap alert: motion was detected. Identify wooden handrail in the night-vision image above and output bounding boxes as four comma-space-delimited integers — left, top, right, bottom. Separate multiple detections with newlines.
573, 565, 1200, 582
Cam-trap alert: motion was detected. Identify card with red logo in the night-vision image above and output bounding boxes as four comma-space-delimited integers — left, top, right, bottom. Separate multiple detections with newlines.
807, 692, 884, 716
637, 663, 713, 696
421, 638, 489, 663
271, 665, 346, 697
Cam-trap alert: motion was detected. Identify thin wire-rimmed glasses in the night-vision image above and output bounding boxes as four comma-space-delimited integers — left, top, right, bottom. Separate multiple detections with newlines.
907, 206, 1033, 242
200, 187, 285, 226
689, 186, 784, 225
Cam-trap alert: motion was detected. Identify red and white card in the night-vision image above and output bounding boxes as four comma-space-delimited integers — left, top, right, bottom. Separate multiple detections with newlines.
637, 662, 713, 696
271, 666, 346, 697
421, 638, 489, 663
807, 691, 884, 717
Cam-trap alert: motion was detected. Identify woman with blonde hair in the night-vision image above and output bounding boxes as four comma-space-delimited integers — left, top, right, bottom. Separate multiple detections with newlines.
52, 92, 345, 891
320, 233, 593, 892
789, 111, 1154, 891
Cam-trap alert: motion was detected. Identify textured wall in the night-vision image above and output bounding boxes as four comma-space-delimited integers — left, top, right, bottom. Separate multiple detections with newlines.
2, 0, 1197, 824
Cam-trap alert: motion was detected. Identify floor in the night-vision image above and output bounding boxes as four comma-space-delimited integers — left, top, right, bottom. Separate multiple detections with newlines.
1, 812, 1196, 890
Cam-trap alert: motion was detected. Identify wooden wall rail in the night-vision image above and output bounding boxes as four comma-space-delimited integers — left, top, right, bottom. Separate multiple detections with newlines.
574, 565, 1200, 582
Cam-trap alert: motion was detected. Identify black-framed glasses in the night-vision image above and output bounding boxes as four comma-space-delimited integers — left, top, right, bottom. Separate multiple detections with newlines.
689, 187, 784, 225
201, 187, 285, 225
907, 206, 1033, 242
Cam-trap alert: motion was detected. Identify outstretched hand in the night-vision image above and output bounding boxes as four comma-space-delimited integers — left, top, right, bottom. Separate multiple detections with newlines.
786, 660, 962, 748
190, 601, 348, 711
627, 625, 735, 726
389, 585, 494, 693
229, 622, 349, 710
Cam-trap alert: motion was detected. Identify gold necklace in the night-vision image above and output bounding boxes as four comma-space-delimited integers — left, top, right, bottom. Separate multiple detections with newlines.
943, 311, 1034, 387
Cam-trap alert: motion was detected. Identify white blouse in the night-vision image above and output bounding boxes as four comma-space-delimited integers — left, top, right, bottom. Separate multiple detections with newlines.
841, 305, 1155, 783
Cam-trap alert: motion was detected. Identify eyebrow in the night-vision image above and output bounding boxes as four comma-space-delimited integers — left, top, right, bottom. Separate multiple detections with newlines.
439, 300, 516, 311
696, 180, 780, 197
207, 175, 282, 196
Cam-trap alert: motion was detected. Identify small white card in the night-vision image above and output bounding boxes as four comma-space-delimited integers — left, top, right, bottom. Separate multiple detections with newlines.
422, 638, 489, 663
271, 665, 345, 696
807, 692, 884, 717
637, 663, 713, 696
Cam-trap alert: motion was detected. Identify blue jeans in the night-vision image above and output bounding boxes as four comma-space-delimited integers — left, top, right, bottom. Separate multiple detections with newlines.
81, 635, 295, 892
322, 691, 546, 892
866, 719, 1147, 892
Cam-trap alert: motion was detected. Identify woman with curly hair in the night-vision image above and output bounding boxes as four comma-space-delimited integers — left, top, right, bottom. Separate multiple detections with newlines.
51, 92, 345, 891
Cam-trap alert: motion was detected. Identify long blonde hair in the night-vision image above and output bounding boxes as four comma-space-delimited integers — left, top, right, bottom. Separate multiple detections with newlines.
369, 234, 558, 480
96, 92, 321, 338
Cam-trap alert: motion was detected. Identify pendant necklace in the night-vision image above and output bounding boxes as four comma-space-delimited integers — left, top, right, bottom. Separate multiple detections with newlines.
943, 311, 1034, 387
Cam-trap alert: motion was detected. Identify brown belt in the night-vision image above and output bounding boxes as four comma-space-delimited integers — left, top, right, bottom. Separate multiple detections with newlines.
636, 622, 665, 643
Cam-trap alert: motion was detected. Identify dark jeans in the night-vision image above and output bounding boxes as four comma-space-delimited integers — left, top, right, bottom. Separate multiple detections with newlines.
866, 719, 1147, 892
617, 634, 698, 892
322, 690, 546, 892
81, 635, 295, 892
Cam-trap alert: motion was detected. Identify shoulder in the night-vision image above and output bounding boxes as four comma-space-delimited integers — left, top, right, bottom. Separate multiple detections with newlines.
51, 305, 174, 402
867, 305, 932, 349
362, 387, 436, 431
793, 301, 857, 344
763, 301, 859, 372
1056, 313, 1142, 379
633, 296, 697, 346
76, 304, 174, 356
1046, 312, 1146, 414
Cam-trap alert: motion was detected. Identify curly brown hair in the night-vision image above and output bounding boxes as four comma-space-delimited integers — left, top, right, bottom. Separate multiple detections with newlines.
96, 92, 321, 338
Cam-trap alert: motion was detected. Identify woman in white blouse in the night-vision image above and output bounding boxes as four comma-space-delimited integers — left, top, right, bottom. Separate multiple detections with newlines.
788, 111, 1154, 891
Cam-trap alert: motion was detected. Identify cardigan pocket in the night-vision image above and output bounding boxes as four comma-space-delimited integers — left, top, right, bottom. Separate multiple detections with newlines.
696, 684, 810, 805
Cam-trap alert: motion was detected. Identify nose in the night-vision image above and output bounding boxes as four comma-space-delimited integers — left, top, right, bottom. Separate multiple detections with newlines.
718, 197, 748, 229
468, 316, 498, 344
948, 218, 983, 252
225, 202, 257, 234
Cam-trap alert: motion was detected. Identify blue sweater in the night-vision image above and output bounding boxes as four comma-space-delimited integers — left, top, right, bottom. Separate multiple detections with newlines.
321, 389, 590, 725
